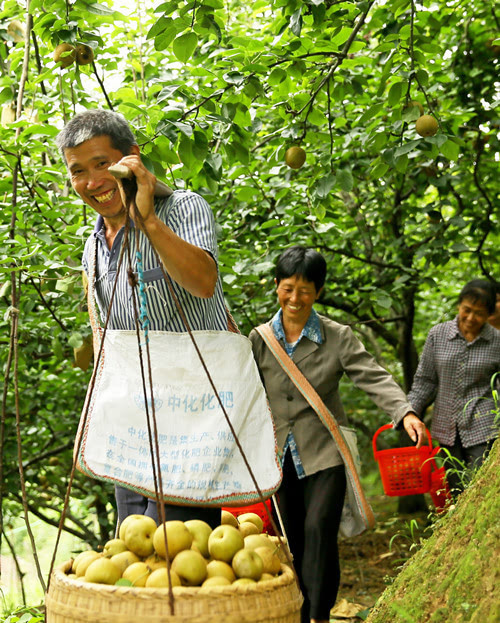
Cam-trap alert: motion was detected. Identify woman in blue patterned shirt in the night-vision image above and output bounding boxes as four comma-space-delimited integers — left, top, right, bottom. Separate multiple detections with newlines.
250, 246, 424, 623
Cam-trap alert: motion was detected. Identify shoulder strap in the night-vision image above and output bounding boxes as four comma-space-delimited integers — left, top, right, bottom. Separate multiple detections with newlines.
255, 322, 375, 529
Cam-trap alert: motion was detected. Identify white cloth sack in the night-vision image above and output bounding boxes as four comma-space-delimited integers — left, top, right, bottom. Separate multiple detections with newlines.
338, 426, 366, 538
76, 329, 282, 506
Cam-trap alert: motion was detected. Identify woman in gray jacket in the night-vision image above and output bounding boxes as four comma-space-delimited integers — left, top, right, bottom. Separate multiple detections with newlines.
249, 246, 424, 623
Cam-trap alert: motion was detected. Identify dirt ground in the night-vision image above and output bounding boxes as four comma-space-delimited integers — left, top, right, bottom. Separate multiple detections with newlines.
333, 494, 431, 620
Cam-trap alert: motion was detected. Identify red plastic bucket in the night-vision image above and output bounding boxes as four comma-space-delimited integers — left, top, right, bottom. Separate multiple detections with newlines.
372, 424, 440, 497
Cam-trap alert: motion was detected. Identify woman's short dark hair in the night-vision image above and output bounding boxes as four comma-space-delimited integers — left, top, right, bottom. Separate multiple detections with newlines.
458, 279, 496, 314
275, 246, 327, 293
56, 109, 137, 163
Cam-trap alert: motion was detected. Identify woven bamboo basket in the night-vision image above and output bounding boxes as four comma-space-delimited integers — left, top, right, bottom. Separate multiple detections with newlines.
45, 560, 303, 623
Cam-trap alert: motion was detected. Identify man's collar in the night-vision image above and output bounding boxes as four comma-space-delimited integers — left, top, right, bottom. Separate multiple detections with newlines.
93, 214, 134, 235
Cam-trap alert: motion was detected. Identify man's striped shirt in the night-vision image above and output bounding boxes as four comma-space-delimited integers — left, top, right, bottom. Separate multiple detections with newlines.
82, 190, 228, 333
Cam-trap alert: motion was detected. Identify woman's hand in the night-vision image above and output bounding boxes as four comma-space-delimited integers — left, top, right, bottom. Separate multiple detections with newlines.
402, 413, 426, 448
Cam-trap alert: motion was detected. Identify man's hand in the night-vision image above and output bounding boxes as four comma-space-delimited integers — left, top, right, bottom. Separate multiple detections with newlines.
112, 150, 217, 299
115, 152, 157, 227
402, 413, 426, 449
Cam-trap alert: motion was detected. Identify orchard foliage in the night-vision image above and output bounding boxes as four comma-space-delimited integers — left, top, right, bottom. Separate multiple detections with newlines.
0, 0, 498, 566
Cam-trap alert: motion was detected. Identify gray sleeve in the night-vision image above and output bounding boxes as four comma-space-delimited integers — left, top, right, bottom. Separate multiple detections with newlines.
407, 329, 438, 417
338, 324, 414, 426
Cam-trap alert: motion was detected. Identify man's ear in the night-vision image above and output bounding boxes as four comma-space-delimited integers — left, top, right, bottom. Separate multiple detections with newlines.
130, 144, 141, 156
316, 286, 324, 300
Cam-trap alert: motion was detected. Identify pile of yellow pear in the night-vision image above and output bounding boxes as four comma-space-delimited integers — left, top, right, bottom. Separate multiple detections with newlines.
68, 510, 285, 589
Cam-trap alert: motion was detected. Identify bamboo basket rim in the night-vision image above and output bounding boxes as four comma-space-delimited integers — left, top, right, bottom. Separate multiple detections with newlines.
46, 560, 303, 623
51, 558, 298, 598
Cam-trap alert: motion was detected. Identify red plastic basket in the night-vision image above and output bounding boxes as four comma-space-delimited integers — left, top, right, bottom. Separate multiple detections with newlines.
429, 463, 451, 512
372, 424, 440, 497
222, 499, 275, 535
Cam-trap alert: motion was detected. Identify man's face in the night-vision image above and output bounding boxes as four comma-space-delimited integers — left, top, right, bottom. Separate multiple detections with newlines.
64, 135, 135, 222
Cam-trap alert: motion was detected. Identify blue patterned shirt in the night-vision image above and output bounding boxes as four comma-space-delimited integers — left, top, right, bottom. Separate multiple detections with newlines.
272, 308, 323, 478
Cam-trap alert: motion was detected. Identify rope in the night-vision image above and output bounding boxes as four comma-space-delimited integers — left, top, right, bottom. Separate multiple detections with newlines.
48, 173, 293, 606
135, 249, 150, 343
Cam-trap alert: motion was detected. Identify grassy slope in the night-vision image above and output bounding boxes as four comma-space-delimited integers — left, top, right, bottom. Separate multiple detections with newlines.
366, 439, 500, 623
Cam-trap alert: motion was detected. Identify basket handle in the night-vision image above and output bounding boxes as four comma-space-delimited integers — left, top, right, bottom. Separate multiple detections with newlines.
427, 445, 443, 472
372, 422, 432, 458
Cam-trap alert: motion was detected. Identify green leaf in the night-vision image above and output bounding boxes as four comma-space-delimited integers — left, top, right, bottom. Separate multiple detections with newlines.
85, 3, 118, 16
416, 69, 429, 87
394, 140, 420, 157
439, 138, 460, 161
395, 153, 408, 173
289, 9, 302, 37
204, 153, 223, 180
115, 578, 134, 586
337, 169, 353, 192
370, 162, 389, 179
172, 31, 198, 63
388, 81, 404, 107
375, 294, 392, 309
315, 174, 337, 199
332, 27, 353, 47
268, 68, 287, 86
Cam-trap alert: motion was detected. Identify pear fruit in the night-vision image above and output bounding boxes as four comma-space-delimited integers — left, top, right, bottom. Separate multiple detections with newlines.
403, 100, 424, 117
254, 546, 281, 575
201, 576, 231, 588
259, 572, 276, 582
243, 533, 274, 550
171, 549, 207, 586
232, 548, 263, 581
416, 115, 438, 137
232, 577, 257, 586
237, 512, 264, 533
72, 550, 100, 575
145, 567, 182, 588
208, 525, 244, 563
118, 513, 144, 541
1, 105, 16, 126
102, 538, 128, 558
122, 515, 157, 557
206, 559, 236, 583
73, 337, 93, 371
74, 551, 101, 577
238, 521, 260, 538
153, 520, 193, 560
53, 43, 76, 68
84, 557, 121, 585
110, 550, 141, 574
221, 510, 239, 527
144, 553, 168, 571
75, 44, 94, 66
285, 146, 306, 169
7, 20, 25, 43
184, 519, 212, 558
122, 561, 151, 587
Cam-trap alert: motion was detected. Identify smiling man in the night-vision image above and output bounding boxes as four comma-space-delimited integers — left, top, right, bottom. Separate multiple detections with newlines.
56, 109, 228, 528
